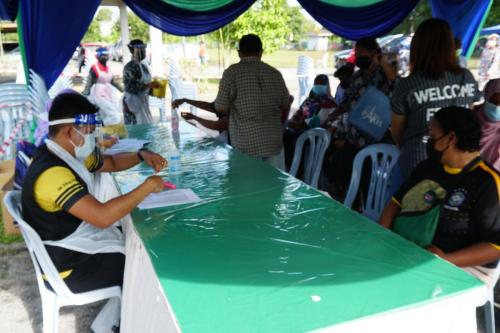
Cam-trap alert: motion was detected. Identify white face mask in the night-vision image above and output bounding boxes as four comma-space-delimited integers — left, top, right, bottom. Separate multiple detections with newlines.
70, 127, 96, 160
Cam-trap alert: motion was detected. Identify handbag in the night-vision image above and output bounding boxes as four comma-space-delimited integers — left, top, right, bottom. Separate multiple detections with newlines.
347, 86, 390, 142
393, 157, 482, 247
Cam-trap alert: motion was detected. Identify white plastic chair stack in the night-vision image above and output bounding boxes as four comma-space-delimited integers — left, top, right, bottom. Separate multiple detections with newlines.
48, 75, 73, 99
165, 58, 198, 115
28, 70, 51, 144
297, 55, 314, 105
166, 58, 182, 101
148, 96, 166, 122
179, 81, 198, 115
3, 191, 121, 333
0, 82, 30, 159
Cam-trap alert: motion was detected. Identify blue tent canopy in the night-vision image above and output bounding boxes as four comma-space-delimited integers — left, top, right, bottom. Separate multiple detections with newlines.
481, 24, 500, 35
0, 0, 493, 88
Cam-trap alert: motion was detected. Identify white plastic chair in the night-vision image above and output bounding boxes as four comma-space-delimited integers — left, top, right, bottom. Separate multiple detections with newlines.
297, 55, 314, 105
344, 144, 400, 221
3, 191, 121, 333
289, 128, 331, 189
475, 263, 500, 333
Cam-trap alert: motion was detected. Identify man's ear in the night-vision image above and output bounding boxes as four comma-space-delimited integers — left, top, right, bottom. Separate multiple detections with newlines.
59, 125, 73, 140
448, 131, 458, 146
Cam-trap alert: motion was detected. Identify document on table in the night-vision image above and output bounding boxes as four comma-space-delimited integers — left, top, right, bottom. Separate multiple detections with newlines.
104, 139, 150, 155
138, 189, 201, 210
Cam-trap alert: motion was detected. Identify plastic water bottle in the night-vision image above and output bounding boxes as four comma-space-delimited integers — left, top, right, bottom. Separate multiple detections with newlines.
171, 108, 179, 132
168, 146, 181, 174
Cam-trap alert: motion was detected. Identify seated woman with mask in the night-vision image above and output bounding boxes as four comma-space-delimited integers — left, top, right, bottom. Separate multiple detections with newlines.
380, 106, 500, 287
284, 74, 336, 170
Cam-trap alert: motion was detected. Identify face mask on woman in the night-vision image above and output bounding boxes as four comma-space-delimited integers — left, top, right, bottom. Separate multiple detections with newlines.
426, 135, 449, 164
355, 56, 372, 70
311, 85, 328, 96
484, 102, 500, 122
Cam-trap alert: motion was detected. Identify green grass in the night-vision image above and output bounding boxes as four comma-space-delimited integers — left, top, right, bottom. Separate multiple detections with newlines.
0, 207, 22, 244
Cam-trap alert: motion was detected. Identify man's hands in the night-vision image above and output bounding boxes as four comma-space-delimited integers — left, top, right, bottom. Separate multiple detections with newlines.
427, 245, 448, 260
145, 175, 164, 193
181, 112, 195, 121
139, 150, 168, 173
172, 98, 186, 109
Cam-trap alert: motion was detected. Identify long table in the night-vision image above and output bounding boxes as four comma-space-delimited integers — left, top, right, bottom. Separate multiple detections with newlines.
114, 122, 485, 333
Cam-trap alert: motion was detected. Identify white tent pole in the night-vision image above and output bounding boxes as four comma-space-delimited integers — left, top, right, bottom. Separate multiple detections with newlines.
119, 0, 130, 64
149, 26, 163, 77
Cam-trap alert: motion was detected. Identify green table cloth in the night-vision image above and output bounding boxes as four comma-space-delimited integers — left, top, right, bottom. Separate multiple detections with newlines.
114, 122, 482, 333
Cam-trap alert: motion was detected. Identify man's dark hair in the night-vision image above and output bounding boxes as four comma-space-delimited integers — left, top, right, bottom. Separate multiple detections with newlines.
433, 106, 482, 152
48, 93, 98, 137
334, 64, 355, 78
355, 37, 381, 53
238, 34, 262, 56
128, 39, 145, 53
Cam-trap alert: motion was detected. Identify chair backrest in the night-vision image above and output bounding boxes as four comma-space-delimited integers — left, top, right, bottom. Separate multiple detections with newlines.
3, 191, 76, 300
180, 81, 197, 114
289, 128, 331, 189
344, 144, 400, 221
297, 55, 314, 76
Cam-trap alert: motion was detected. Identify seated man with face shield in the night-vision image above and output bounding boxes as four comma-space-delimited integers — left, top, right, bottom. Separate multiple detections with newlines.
21, 92, 166, 295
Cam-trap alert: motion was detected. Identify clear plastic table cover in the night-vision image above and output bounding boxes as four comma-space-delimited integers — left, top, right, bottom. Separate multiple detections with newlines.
113, 122, 482, 333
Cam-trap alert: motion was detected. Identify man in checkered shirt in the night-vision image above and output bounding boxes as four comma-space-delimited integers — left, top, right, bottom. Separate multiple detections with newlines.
212, 34, 291, 169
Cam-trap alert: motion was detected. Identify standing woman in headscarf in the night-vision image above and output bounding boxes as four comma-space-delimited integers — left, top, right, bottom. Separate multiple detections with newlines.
475, 78, 500, 171
122, 39, 155, 124
479, 34, 500, 89
83, 47, 123, 126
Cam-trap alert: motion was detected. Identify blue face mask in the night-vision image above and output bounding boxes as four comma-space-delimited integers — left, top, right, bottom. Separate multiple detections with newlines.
311, 85, 328, 96
484, 102, 500, 122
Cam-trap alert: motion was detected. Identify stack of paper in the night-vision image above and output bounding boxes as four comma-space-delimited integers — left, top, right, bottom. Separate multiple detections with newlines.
104, 139, 150, 155
138, 189, 201, 210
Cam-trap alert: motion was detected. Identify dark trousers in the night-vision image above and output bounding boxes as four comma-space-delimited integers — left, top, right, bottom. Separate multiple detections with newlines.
46, 253, 125, 294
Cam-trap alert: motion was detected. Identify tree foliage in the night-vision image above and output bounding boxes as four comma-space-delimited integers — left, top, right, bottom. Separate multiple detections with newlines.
485, 0, 500, 27
110, 12, 150, 44
390, 1, 432, 36
219, 0, 293, 53
82, 8, 114, 43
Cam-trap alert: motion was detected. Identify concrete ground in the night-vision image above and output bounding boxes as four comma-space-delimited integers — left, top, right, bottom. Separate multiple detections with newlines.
0, 243, 104, 333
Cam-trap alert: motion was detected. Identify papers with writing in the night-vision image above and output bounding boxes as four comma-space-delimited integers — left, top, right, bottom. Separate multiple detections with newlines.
104, 139, 150, 155
138, 189, 201, 210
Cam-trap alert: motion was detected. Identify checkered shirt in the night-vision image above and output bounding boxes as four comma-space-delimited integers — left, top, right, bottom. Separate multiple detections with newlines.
214, 57, 289, 157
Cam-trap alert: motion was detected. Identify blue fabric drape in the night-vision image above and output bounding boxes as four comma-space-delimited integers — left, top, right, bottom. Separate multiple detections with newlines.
0, 0, 18, 21
123, 0, 256, 36
19, 0, 100, 88
296, 0, 419, 40
431, 0, 492, 57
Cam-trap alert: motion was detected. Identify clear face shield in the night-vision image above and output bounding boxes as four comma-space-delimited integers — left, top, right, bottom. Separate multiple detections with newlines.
48, 113, 104, 157
131, 43, 147, 61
